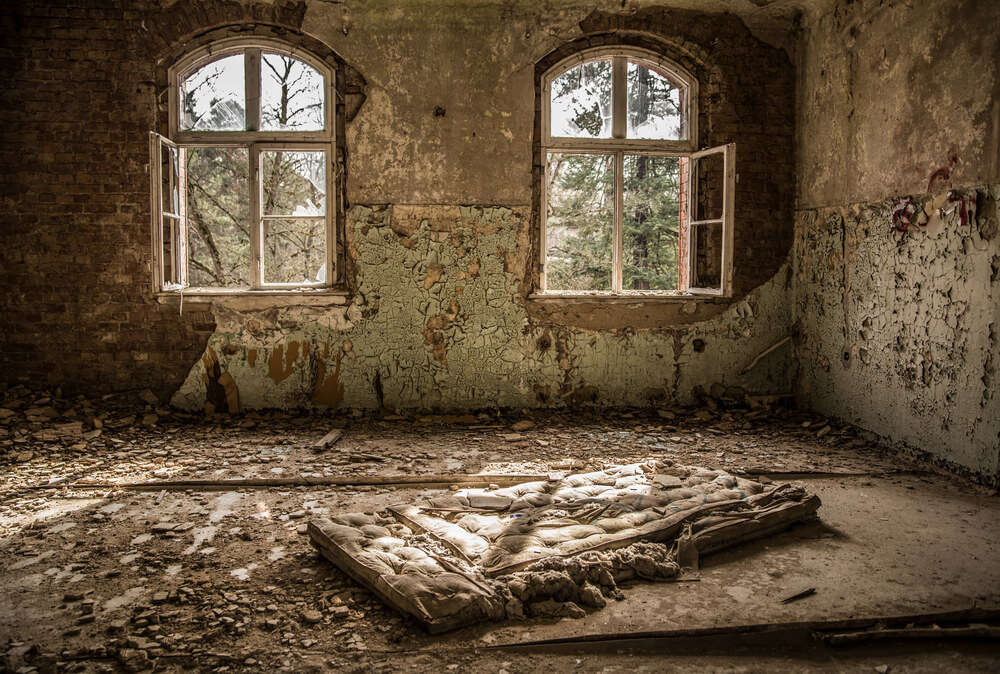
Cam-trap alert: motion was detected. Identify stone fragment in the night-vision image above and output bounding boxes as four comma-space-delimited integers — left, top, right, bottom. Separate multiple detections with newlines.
511, 420, 535, 431
139, 390, 159, 406
302, 609, 323, 624
653, 474, 682, 488
118, 648, 150, 673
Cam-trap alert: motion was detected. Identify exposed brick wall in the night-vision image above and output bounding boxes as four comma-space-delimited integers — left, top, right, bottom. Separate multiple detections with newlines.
0, 1, 311, 398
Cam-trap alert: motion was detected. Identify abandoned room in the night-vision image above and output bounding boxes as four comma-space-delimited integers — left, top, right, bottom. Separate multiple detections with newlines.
0, 0, 998, 671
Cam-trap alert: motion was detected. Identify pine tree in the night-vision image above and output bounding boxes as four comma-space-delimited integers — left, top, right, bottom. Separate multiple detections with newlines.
547, 61, 683, 291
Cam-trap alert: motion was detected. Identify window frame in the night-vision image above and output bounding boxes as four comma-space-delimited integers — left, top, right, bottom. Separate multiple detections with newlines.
168, 37, 335, 143
538, 47, 735, 298
151, 38, 337, 295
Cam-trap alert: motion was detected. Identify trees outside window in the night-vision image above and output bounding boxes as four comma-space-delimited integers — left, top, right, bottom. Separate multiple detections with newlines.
540, 48, 735, 296
150, 40, 334, 293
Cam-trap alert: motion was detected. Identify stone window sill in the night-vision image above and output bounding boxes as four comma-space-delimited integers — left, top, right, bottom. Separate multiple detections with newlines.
154, 288, 350, 309
527, 291, 727, 303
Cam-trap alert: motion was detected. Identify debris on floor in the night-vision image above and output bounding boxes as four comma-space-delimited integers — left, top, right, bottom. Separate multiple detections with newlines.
309, 460, 821, 632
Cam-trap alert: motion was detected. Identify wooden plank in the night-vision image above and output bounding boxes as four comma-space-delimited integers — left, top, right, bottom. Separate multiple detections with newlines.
27, 473, 550, 492
484, 607, 1000, 651
313, 428, 343, 451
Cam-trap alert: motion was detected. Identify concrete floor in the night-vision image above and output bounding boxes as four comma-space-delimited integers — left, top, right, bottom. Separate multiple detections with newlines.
2, 403, 998, 672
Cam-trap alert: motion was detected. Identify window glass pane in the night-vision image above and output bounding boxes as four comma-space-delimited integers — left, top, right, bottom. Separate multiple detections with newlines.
550, 60, 612, 139
261, 53, 325, 131
693, 151, 724, 221
160, 143, 180, 216
261, 150, 326, 216
180, 54, 245, 131
627, 61, 684, 140
545, 152, 613, 291
186, 147, 250, 287
623, 155, 681, 291
263, 218, 327, 284
692, 222, 722, 289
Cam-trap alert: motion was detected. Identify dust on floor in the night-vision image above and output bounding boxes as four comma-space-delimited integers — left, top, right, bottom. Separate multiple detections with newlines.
1, 386, 998, 672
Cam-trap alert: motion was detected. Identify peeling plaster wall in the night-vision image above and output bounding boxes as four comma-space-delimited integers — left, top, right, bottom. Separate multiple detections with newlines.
158, 0, 798, 413
794, 0, 1000, 479
175, 205, 794, 412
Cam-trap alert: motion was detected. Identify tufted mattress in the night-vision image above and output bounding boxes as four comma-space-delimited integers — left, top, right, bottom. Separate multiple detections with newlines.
309, 460, 821, 633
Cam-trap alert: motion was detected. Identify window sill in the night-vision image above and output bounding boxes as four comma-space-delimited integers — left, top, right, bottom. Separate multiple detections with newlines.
154, 288, 350, 308
528, 291, 727, 303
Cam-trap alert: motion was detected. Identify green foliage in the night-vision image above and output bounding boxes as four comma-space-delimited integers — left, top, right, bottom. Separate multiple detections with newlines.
187, 147, 250, 287
545, 153, 614, 290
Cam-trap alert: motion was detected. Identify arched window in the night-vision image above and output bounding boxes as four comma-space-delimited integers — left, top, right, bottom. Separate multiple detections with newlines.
539, 47, 734, 296
150, 38, 336, 292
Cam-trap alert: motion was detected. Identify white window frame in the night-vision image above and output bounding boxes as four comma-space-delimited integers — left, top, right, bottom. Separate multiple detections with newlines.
150, 38, 336, 294
539, 47, 735, 298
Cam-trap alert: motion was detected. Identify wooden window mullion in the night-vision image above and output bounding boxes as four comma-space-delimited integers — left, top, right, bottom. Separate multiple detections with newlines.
612, 56, 627, 140
245, 49, 261, 132
250, 143, 262, 289
613, 150, 624, 293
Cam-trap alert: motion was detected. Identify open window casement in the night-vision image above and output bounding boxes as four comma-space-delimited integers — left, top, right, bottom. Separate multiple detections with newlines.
151, 40, 338, 295
538, 48, 737, 298
148, 133, 334, 293
681, 142, 735, 297
149, 132, 187, 293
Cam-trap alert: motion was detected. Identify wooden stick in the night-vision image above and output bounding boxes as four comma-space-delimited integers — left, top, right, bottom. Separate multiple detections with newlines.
823, 624, 1000, 645
781, 587, 816, 604
313, 428, 343, 451
25, 473, 551, 492
739, 335, 792, 374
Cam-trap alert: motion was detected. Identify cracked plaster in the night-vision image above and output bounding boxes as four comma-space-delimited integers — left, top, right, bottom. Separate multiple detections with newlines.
173, 205, 794, 413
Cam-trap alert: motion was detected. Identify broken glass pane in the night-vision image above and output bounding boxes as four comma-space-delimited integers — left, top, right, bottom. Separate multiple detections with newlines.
550, 60, 612, 139
263, 218, 327, 284
545, 152, 614, 291
623, 155, 681, 291
261, 150, 326, 216
186, 147, 250, 287
180, 54, 246, 131
261, 53, 325, 132
627, 61, 684, 140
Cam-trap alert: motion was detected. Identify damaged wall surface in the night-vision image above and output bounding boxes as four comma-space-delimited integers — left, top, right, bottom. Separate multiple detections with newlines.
793, 0, 1000, 479
0, 0, 797, 411
174, 205, 794, 412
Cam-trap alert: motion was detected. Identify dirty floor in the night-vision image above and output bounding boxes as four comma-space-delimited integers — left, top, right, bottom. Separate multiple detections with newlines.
2, 389, 999, 672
